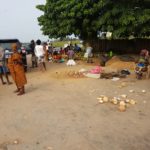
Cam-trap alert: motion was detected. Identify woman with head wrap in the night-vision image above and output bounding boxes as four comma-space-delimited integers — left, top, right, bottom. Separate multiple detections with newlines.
7, 43, 27, 95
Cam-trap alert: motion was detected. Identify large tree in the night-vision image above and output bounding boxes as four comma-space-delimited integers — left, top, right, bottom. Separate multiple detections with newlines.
36, 0, 150, 40
97, 0, 150, 38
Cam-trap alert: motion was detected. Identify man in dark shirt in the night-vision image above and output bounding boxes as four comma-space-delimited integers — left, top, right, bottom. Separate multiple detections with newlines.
0, 46, 12, 85
30, 40, 37, 68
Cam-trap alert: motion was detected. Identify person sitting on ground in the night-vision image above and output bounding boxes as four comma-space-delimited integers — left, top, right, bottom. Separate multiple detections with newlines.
136, 49, 150, 68
100, 52, 109, 66
52, 49, 62, 63
135, 49, 150, 79
140, 49, 149, 65
34, 39, 46, 71
60, 47, 65, 55
0, 46, 12, 85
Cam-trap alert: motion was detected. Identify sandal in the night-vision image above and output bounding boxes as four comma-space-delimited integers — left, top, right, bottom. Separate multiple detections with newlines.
17, 86, 25, 96
14, 89, 20, 93
8, 82, 13, 85
17, 91, 25, 96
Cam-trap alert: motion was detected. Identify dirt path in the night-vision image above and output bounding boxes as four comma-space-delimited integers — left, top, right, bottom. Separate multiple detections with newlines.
0, 61, 150, 150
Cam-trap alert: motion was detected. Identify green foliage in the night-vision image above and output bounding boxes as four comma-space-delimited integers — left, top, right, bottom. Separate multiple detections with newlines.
36, 0, 150, 40
97, 0, 150, 38
52, 40, 80, 47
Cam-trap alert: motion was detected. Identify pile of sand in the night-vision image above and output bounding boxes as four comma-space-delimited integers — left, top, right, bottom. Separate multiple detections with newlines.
105, 56, 120, 66
106, 56, 136, 70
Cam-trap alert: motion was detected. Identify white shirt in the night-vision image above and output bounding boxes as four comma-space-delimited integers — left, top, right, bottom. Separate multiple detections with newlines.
34, 45, 45, 57
86, 46, 93, 57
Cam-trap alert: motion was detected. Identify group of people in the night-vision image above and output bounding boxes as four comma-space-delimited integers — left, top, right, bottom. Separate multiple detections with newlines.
0, 38, 49, 95
29, 40, 79, 65
29, 40, 93, 68
30, 39, 46, 71
0, 40, 93, 95
0, 43, 27, 95
36, 40, 47, 71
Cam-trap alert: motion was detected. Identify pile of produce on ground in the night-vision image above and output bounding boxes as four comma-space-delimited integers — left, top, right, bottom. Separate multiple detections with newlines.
67, 70, 85, 78
52, 70, 86, 79
97, 95, 136, 112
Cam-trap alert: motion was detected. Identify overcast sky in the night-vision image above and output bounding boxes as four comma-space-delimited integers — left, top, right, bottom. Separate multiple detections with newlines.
0, 0, 47, 42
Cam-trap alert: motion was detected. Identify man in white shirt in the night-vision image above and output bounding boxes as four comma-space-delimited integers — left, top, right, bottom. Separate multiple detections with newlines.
34, 40, 46, 71
85, 44, 93, 63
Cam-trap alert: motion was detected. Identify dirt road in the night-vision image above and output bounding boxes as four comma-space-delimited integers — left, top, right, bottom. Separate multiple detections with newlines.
0, 62, 150, 150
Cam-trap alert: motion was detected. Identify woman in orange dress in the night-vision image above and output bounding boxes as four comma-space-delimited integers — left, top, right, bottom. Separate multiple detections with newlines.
7, 43, 27, 95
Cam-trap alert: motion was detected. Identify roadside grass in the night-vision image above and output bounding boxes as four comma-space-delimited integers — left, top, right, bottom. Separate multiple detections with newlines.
52, 40, 80, 47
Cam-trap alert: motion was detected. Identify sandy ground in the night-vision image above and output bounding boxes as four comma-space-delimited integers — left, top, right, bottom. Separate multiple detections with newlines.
0, 56, 150, 150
